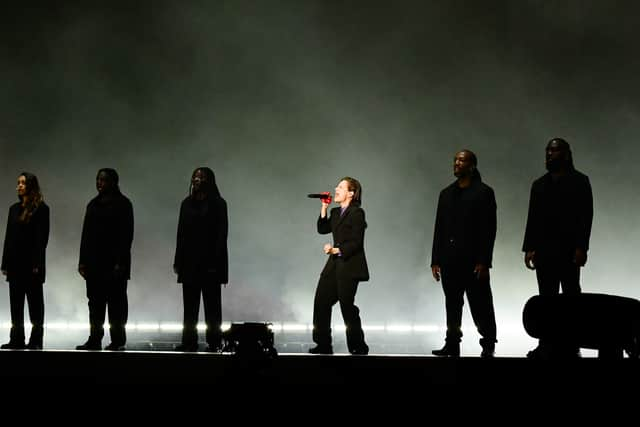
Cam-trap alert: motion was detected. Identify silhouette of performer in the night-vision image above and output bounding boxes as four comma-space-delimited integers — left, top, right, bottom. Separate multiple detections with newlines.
76, 168, 133, 351
1, 172, 49, 350
173, 167, 228, 352
309, 177, 369, 355
431, 150, 497, 358
523, 138, 593, 358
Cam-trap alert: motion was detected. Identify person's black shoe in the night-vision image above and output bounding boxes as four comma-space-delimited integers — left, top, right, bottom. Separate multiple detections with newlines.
308, 345, 333, 354
75, 341, 102, 351
1, 341, 26, 350
105, 343, 125, 351
526, 345, 546, 359
432, 343, 460, 357
205, 344, 222, 353
174, 343, 199, 352
480, 348, 495, 358
26, 342, 43, 350
350, 346, 369, 355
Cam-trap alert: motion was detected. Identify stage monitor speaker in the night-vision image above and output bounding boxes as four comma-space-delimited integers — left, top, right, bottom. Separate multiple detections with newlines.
522, 293, 640, 358
222, 322, 277, 358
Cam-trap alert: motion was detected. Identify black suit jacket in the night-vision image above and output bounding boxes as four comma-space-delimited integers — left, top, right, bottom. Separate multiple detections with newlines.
522, 169, 593, 259
2, 202, 50, 283
79, 191, 134, 280
174, 195, 229, 285
317, 204, 369, 282
431, 179, 497, 268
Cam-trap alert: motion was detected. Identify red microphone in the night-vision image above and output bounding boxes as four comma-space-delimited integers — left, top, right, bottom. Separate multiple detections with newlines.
307, 192, 332, 203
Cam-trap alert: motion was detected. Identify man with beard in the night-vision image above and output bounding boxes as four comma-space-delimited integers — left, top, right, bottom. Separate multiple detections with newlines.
523, 138, 593, 358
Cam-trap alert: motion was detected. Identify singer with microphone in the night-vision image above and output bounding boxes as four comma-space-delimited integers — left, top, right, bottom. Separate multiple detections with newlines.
308, 177, 370, 355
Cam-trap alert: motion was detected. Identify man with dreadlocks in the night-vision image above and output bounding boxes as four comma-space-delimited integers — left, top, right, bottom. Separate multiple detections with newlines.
76, 168, 134, 351
523, 138, 593, 359
173, 167, 228, 352
430, 150, 498, 358
1, 172, 50, 349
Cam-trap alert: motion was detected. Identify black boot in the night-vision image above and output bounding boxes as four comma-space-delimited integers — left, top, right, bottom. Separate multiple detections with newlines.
480, 338, 496, 358
308, 344, 333, 354
432, 342, 460, 357
76, 338, 102, 350
1, 341, 26, 350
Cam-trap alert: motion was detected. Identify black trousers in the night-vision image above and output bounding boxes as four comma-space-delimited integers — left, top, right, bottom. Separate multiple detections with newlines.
534, 257, 581, 354
312, 272, 367, 352
85, 277, 128, 345
441, 265, 497, 346
181, 282, 222, 348
8, 279, 44, 345
535, 258, 581, 296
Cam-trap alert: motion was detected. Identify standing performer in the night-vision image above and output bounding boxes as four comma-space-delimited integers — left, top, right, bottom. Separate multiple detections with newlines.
1, 172, 50, 349
173, 167, 228, 352
430, 150, 498, 358
76, 168, 133, 351
309, 177, 370, 355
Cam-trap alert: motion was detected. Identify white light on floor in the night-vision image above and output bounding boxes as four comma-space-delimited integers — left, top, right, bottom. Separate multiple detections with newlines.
45, 322, 69, 330
282, 323, 308, 331
413, 324, 440, 332
159, 323, 182, 331
68, 323, 89, 330
268, 323, 283, 332
386, 324, 413, 332
135, 323, 160, 331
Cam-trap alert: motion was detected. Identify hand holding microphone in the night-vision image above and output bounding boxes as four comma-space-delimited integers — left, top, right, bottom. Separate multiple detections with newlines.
307, 192, 332, 204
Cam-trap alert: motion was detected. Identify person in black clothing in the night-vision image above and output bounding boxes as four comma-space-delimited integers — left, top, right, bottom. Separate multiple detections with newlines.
523, 138, 593, 358
173, 167, 228, 352
309, 177, 369, 355
431, 150, 497, 358
76, 168, 133, 351
1, 172, 50, 350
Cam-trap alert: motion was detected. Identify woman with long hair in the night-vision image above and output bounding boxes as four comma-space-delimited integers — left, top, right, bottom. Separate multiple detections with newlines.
1, 172, 50, 349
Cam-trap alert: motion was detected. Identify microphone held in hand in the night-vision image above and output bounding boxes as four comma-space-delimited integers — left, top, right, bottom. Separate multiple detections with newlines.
307, 192, 332, 203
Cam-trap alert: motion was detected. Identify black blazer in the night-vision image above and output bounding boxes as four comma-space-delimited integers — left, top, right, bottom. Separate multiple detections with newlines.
174, 195, 228, 285
1, 202, 50, 283
79, 192, 134, 280
431, 179, 497, 268
522, 169, 593, 258
317, 204, 369, 282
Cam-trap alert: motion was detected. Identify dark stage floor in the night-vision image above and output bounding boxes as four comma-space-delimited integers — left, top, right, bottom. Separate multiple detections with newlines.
1, 348, 638, 388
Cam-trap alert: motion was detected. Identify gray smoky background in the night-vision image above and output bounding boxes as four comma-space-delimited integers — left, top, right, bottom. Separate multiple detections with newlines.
1, 1, 640, 354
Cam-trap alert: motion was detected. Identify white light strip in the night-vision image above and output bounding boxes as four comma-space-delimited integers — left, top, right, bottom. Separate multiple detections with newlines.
363, 325, 385, 331
413, 324, 440, 332
159, 323, 182, 331
386, 324, 413, 332
269, 323, 283, 332
282, 323, 309, 331
132, 323, 160, 331
0, 322, 468, 333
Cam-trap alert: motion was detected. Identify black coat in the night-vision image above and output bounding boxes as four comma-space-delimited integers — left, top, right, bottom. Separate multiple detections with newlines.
318, 205, 369, 282
2, 202, 50, 283
79, 192, 134, 279
174, 196, 228, 285
431, 179, 497, 268
522, 169, 593, 259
